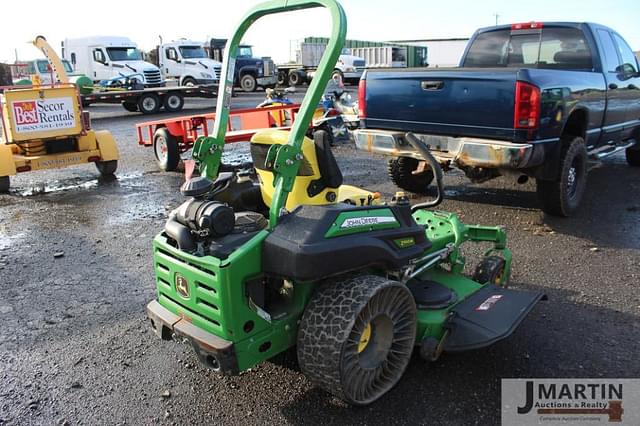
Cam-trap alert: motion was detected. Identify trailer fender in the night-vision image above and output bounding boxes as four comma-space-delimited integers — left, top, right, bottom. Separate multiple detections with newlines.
0, 145, 16, 176
95, 130, 120, 161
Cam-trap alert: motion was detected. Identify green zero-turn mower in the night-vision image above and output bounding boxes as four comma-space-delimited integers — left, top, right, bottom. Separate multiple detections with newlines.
146, 0, 545, 405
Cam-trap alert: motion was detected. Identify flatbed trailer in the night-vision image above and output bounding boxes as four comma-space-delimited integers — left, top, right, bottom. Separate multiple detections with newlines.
82, 84, 218, 114
136, 103, 301, 170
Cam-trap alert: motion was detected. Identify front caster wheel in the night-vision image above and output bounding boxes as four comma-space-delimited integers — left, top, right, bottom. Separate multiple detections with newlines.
473, 255, 507, 286
297, 274, 416, 406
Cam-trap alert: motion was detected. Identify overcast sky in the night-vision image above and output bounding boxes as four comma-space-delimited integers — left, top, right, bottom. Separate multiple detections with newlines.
1, 0, 638, 64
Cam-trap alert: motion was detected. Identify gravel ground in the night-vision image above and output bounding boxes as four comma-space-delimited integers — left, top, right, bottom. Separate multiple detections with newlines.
0, 90, 639, 425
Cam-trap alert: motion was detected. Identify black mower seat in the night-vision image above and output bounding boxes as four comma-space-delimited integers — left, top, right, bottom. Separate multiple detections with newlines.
262, 203, 431, 281
406, 279, 457, 310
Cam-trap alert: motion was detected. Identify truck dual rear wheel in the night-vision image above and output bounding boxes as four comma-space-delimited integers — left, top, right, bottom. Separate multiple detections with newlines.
138, 93, 161, 114
626, 145, 640, 167
96, 160, 118, 176
153, 128, 180, 171
536, 136, 587, 217
297, 274, 416, 406
288, 71, 302, 87
122, 101, 138, 112
163, 93, 184, 113
388, 157, 435, 195
240, 74, 257, 92
0, 176, 9, 193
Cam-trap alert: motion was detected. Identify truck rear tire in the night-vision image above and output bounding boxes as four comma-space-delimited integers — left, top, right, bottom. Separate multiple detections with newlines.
153, 128, 180, 171
536, 136, 587, 217
0, 176, 9, 193
288, 71, 302, 86
388, 157, 435, 194
240, 74, 257, 92
163, 92, 184, 113
297, 274, 416, 406
277, 70, 287, 86
138, 93, 161, 114
122, 101, 138, 112
626, 145, 640, 167
96, 160, 117, 176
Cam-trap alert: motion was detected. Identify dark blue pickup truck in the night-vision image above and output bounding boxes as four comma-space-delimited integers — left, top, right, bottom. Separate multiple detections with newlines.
354, 22, 640, 216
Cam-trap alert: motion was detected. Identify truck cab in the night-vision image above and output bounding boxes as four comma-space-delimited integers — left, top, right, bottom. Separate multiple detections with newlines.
335, 48, 366, 81
12, 59, 76, 85
62, 36, 165, 88
159, 40, 221, 87
208, 39, 277, 92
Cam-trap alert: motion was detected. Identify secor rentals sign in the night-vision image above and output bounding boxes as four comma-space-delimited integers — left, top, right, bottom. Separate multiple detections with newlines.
12, 97, 76, 133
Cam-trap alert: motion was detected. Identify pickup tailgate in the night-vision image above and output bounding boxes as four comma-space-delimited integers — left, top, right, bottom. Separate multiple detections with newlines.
364, 68, 518, 140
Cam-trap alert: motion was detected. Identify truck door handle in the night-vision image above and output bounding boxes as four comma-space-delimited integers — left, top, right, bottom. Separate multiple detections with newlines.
609, 83, 618, 90
421, 80, 444, 91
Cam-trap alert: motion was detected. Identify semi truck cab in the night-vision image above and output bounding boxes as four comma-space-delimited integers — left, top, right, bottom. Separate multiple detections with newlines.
159, 41, 222, 87
62, 36, 165, 88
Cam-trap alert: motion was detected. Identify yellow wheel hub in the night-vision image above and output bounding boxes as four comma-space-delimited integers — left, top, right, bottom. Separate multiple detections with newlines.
357, 323, 372, 353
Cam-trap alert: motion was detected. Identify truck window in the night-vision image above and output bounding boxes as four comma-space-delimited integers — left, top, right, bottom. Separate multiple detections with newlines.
612, 33, 638, 73
106, 47, 143, 61
463, 27, 593, 70
238, 46, 253, 58
36, 60, 52, 73
597, 30, 620, 72
179, 46, 207, 59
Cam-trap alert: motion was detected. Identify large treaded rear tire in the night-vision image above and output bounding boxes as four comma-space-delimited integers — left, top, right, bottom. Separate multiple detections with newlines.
536, 136, 587, 217
388, 157, 434, 195
297, 274, 416, 406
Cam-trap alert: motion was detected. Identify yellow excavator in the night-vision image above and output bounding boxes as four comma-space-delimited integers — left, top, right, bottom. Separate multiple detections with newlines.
0, 36, 119, 193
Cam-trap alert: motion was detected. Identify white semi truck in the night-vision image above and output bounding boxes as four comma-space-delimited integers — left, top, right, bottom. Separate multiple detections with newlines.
61, 36, 165, 87
157, 40, 222, 87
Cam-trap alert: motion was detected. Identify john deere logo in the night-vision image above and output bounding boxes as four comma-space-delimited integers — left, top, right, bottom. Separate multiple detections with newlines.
175, 274, 190, 299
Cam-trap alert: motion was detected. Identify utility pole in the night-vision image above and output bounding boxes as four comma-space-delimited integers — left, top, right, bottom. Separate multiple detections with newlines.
493, 13, 499, 26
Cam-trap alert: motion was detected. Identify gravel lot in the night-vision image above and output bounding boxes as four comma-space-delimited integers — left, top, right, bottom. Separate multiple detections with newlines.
1, 90, 639, 425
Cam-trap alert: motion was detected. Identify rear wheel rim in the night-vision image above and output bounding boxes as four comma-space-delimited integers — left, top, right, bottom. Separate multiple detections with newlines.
142, 97, 157, 112
567, 157, 582, 199
167, 95, 181, 109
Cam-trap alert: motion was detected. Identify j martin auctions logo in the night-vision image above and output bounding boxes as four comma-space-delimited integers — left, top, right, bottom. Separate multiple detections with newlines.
502, 379, 640, 425
518, 381, 623, 421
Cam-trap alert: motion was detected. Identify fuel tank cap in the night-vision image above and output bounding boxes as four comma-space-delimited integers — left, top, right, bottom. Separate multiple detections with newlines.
180, 177, 214, 198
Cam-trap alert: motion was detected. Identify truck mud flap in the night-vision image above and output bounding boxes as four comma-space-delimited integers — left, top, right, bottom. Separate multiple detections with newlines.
443, 285, 545, 352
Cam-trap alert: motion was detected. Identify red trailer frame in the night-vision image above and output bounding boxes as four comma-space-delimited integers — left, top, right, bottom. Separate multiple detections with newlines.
136, 104, 301, 153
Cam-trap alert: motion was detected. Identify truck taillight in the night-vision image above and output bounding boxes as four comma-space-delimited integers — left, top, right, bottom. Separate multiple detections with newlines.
358, 78, 366, 119
514, 81, 540, 129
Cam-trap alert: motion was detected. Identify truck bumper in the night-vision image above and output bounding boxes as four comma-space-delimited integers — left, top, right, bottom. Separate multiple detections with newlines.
195, 78, 217, 86
257, 75, 278, 86
353, 129, 544, 169
146, 300, 238, 375
343, 71, 363, 81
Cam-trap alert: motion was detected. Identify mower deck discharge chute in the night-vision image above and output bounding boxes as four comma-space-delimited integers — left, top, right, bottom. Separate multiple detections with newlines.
146, 0, 544, 405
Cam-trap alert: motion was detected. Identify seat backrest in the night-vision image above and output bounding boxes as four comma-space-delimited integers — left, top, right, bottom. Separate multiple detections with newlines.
250, 129, 343, 210
553, 50, 593, 70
